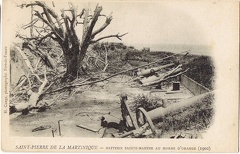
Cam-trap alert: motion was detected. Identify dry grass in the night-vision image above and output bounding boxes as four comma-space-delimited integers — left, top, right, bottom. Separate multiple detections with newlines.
156, 93, 214, 137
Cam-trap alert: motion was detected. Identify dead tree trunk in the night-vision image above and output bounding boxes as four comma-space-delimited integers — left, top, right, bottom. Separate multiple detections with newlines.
64, 52, 80, 79
19, 2, 127, 81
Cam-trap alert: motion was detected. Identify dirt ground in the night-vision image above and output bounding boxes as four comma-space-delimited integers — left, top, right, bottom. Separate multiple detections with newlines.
9, 43, 214, 139
10, 75, 147, 137
10, 74, 205, 138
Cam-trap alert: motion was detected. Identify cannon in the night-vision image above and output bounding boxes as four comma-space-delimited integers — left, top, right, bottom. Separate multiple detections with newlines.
140, 64, 186, 86
118, 91, 213, 138
136, 63, 175, 77
135, 91, 214, 135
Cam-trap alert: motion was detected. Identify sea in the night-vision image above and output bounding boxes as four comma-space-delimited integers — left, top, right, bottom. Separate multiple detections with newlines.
132, 43, 213, 56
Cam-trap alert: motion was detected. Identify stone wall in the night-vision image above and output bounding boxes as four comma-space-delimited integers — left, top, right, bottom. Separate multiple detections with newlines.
180, 74, 210, 95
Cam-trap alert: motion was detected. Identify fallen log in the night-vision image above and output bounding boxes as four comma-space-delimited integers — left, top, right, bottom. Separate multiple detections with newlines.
10, 68, 49, 114
28, 71, 48, 106
11, 45, 57, 114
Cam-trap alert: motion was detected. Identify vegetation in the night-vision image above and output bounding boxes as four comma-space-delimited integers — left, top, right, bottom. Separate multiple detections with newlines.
158, 94, 214, 138
130, 95, 163, 112
183, 56, 215, 89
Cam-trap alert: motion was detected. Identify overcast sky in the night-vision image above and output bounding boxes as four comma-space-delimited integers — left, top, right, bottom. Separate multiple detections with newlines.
5, 0, 235, 51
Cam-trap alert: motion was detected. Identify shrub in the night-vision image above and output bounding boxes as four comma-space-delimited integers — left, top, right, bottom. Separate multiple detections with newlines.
130, 95, 163, 112
183, 56, 215, 89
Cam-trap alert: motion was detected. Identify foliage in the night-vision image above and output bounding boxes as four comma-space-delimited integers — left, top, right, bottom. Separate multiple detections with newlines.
157, 94, 214, 136
89, 42, 134, 73
183, 56, 215, 89
130, 95, 163, 112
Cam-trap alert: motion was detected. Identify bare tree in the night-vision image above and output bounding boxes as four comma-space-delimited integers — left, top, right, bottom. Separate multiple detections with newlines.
18, 1, 127, 80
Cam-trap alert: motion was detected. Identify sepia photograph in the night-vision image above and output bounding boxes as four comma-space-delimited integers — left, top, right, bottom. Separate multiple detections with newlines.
1, 0, 239, 152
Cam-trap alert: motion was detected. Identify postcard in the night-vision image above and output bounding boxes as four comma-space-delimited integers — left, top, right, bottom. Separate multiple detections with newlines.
2, 0, 239, 152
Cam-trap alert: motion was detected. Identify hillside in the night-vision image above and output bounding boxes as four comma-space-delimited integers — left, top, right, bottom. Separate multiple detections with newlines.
10, 42, 215, 139
91, 42, 214, 89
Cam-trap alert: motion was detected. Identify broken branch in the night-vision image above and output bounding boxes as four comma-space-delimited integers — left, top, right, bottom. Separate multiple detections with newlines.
14, 46, 34, 73
38, 32, 55, 45
91, 33, 128, 43
22, 18, 39, 30
91, 14, 113, 39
